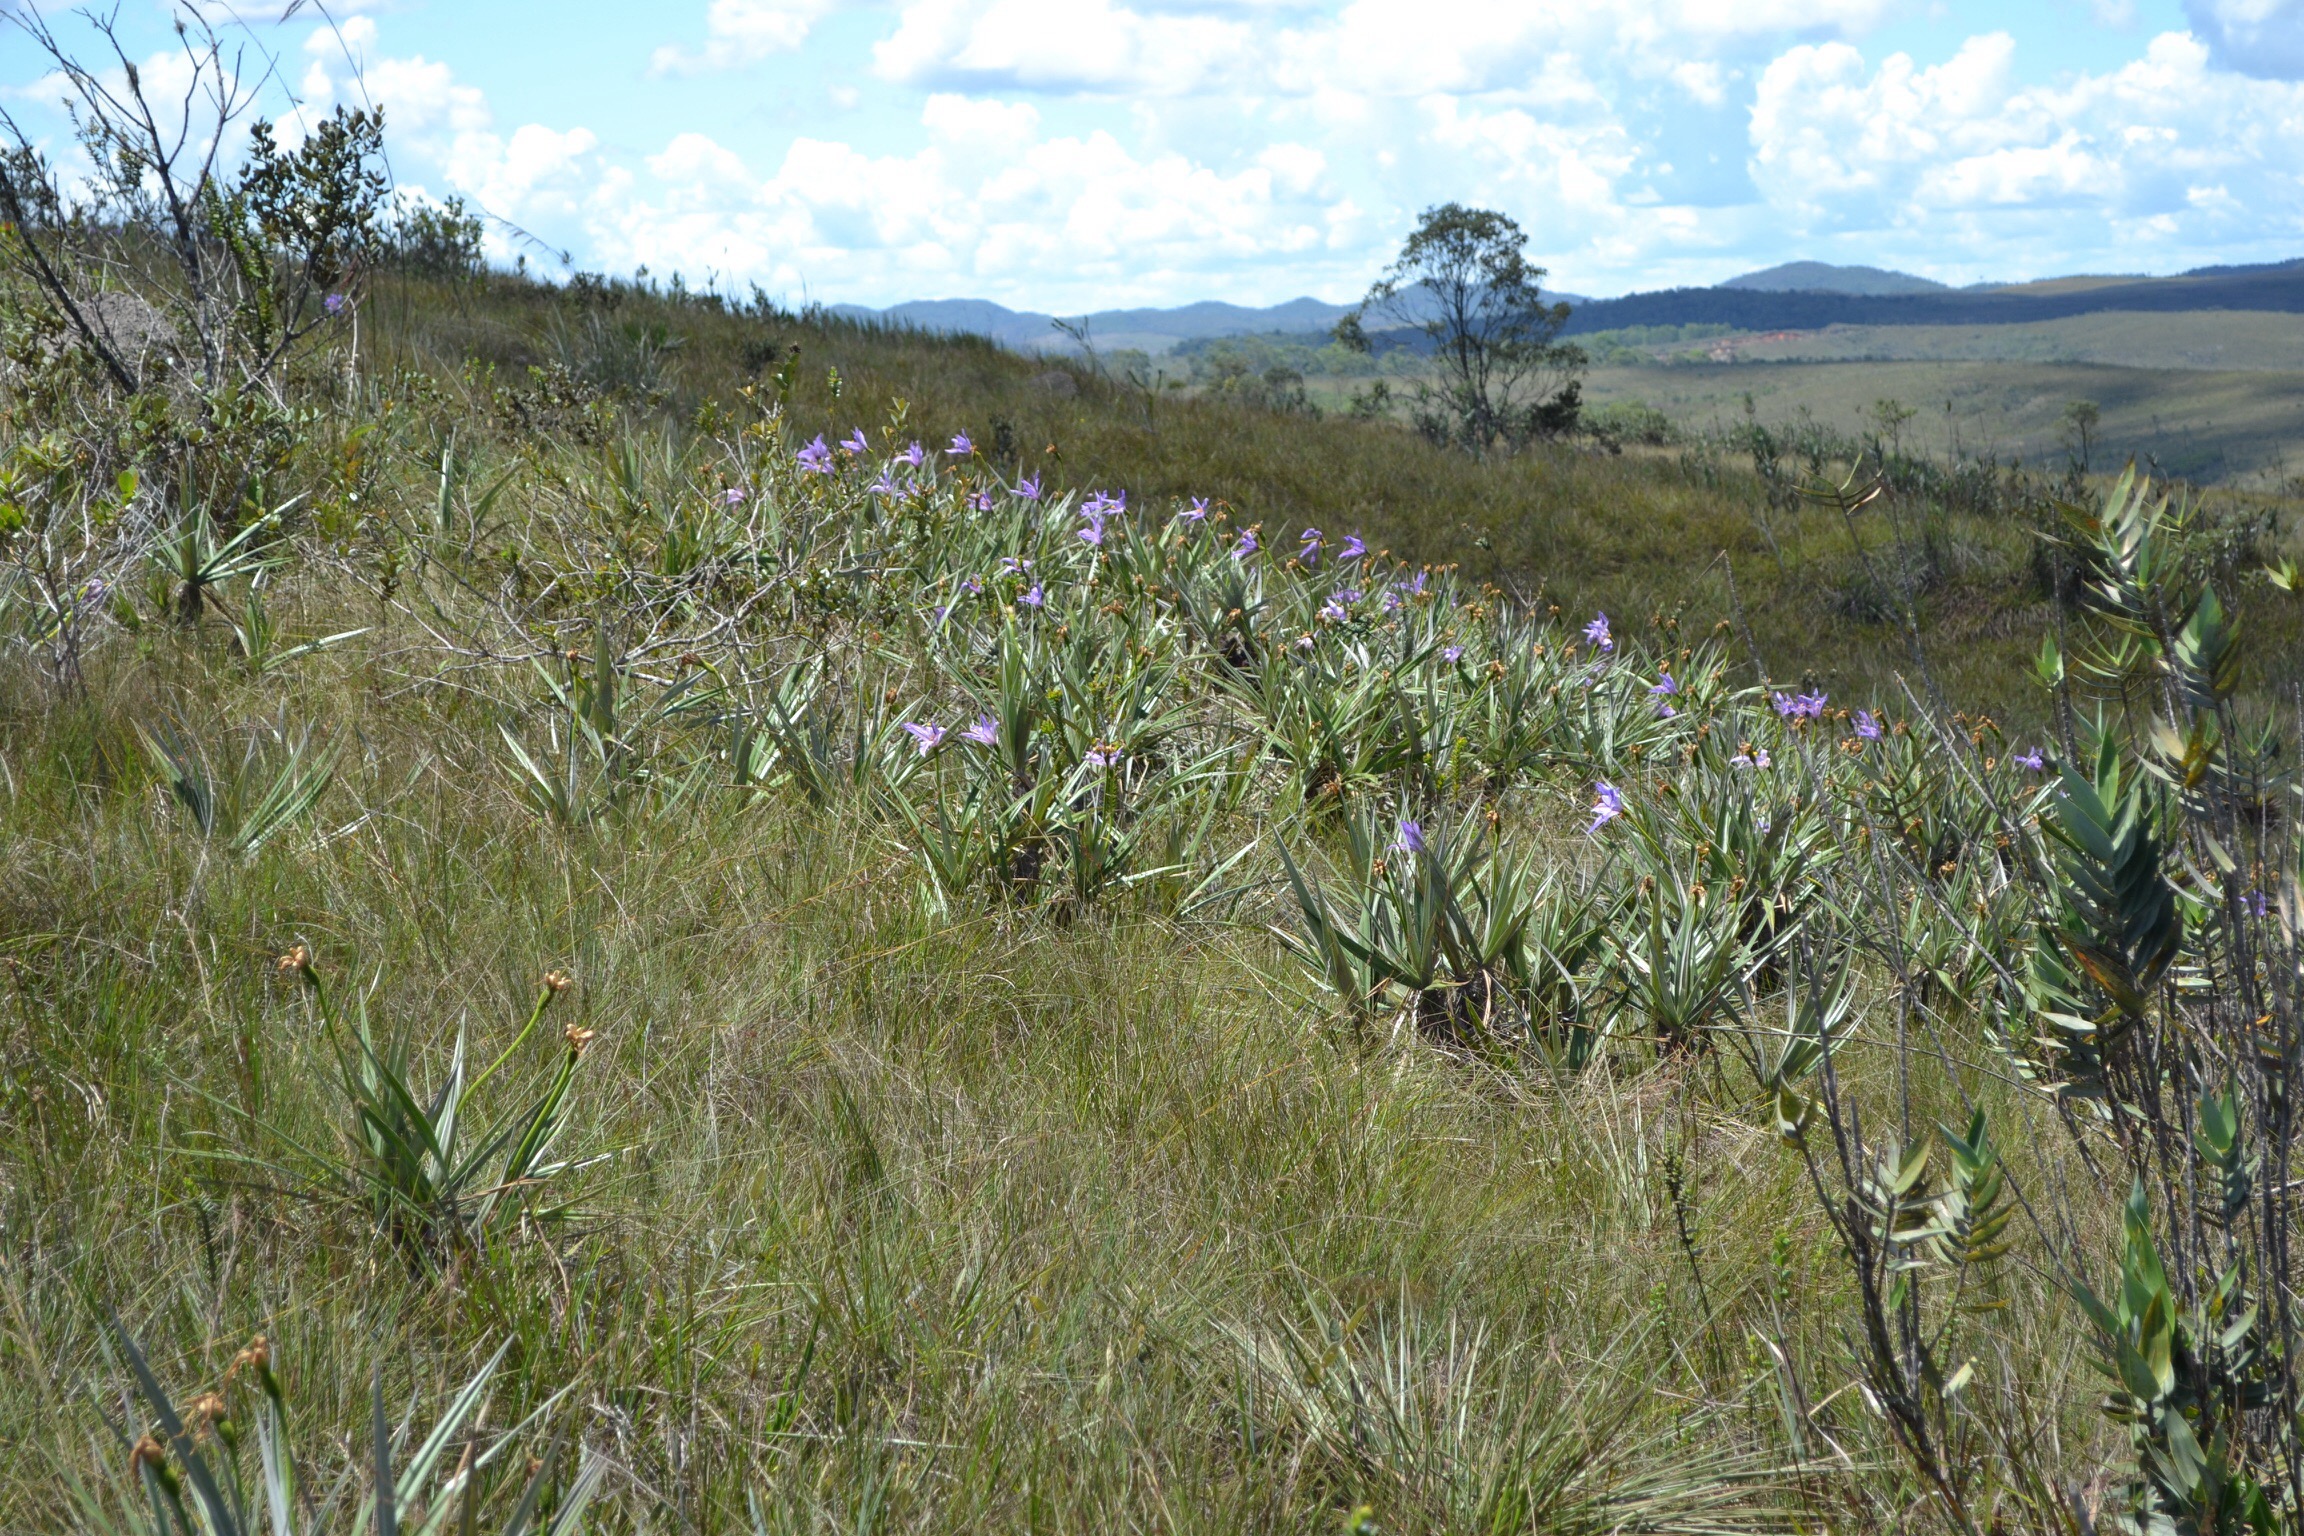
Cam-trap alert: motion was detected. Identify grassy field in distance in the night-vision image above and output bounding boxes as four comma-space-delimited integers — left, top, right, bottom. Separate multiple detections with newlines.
1578, 354, 2304, 489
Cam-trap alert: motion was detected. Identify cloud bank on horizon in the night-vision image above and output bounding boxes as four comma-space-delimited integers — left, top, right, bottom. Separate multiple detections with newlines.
6, 0, 2304, 310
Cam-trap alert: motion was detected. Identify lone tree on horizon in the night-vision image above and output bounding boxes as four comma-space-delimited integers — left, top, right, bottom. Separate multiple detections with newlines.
1339, 203, 1584, 452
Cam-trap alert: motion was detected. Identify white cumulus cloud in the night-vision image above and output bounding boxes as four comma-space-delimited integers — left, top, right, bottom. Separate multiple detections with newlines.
652, 0, 836, 75
1748, 30, 2304, 271
2184, 0, 2304, 78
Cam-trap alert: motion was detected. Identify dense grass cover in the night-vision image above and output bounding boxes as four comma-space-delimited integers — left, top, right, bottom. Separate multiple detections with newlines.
6, 270, 2304, 1533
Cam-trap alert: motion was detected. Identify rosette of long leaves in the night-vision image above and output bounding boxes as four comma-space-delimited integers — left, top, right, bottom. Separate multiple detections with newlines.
250, 955, 601, 1262
1275, 808, 1548, 1045
86, 1326, 600, 1536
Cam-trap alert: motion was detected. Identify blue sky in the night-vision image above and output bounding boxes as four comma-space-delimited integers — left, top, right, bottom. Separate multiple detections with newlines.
7, 0, 2304, 309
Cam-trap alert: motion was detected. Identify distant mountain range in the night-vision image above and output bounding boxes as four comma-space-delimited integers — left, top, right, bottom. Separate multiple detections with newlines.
826, 297, 1357, 355
1718, 261, 1948, 296
829, 258, 2304, 354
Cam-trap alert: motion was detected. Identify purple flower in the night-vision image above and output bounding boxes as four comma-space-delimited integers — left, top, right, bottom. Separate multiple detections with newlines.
870, 471, 901, 497
963, 575, 985, 596
1731, 747, 1772, 769
796, 435, 834, 474
1016, 474, 1043, 502
1651, 672, 1679, 697
1233, 529, 1259, 560
1318, 594, 1349, 623
841, 428, 868, 455
1299, 527, 1323, 564
324, 292, 347, 315
1294, 634, 1315, 651
1078, 516, 1105, 548
973, 491, 996, 512
1397, 570, 1429, 597
1584, 613, 1612, 652
1391, 819, 1425, 854
1339, 534, 1366, 562
929, 604, 951, 624
1655, 702, 1678, 719
2244, 889, 2271, 917
1442, 644, 1464, 662
948, 432, 974, 456
999, 556, 1033, 575
900, 441, 926, 468
903, 721, 946, 755
1019, 583, 1045, 609
1772, 692, 1797, 718
2013, 748, 2045, 771
1854, 709, 1883, 741
1796, 691, 1828, 718
1588, 782, 1625, 835
963, 714, 1000, 746
722, 486, 747, 506
1084, 744, 1121, 770
1181, 497, 1210, 522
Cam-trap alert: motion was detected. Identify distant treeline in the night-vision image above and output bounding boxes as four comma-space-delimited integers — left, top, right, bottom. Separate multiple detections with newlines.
1554, 260, 2304, 336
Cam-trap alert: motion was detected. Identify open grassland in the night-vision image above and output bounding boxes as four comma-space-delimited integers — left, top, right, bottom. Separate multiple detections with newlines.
6, 271, 2304, 1533
1581, 354, 2304, 491
1712, 310, 2304, 373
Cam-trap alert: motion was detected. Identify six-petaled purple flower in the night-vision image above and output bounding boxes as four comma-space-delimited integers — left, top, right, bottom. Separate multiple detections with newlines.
900, 441, 926, 468
963, 714, 1000, 747
1588, 782, 1625, 834
2013, 748, 2045, 771
1854, 709, 1883, 741
841, 428, 868, 455
1233, 529, 1259, 560
1016, 474, 1043, 501
1339, 534, 1366, 562
1584, 613, 1612, 652
796, 435, 834, 474
902, 722, 946, 755
948, 432, 974, 456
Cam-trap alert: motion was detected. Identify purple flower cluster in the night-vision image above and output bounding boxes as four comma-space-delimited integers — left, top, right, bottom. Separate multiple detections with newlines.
1319, 589, 1361, 623
1079, 491, 1121, 547
1651, 671, 1678, 718
1773, 690, 1828, 720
